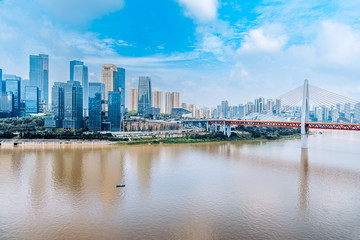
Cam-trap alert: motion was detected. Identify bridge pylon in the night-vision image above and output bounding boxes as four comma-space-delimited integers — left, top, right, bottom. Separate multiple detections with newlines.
301, 79, 310, 149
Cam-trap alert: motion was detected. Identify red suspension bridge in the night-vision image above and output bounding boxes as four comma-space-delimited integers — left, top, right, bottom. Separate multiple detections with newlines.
184, 80, 360, 148
208, 120, 360, 131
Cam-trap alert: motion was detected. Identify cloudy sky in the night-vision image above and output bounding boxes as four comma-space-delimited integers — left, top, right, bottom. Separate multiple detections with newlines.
1, 0, 360, 107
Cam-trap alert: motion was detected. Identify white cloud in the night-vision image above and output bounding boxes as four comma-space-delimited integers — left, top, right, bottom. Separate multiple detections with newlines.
199, 33, 224, 56
237, 24, 288, 55
37, 0, 125, 25
176, 0, 218, 22
313, 21, 360, 68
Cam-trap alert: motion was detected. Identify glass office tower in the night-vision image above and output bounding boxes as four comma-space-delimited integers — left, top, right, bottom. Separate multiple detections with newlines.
25, 86, 39, 116
5, 79, 21, 117
29, 54, 49, 106
137, 76, 152, 115
117, 67, 125, 115
89, 93, 102, 132
108, 91, 121, 131
63, 81, 83, 130
74, 64, 88, 116
70, 60, 83, 81
0, 69, 2, 93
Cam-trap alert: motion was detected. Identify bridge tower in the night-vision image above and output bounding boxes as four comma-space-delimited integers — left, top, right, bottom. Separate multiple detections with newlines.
301, 79, 310, 149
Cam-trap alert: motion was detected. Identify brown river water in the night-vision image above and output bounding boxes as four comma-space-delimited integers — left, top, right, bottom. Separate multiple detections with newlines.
1, 131, 360, 240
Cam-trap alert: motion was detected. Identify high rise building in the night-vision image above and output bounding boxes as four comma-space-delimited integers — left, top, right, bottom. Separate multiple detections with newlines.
173, 92, 180, 108
51, 82, 66, 121
21, 79, 30, 100
165, 92, 171, 114
4, 78, 21, 117
88, 93, 102, 132
74, 64, 89, 116
189, 104, 196, 118
63, 81, 83, 130
152, 91, 163, 112
29, 54, 49, 106
165, 92, 180, 114
0, 93, 13, 117
0, 68, 2, 93
70, 60, 83, 81
221, 100, 229, 118
355, 102, 360, 123
24, 86, 39, 116
275, 98, 281, 114
205, 109, 211, 118
344, 102, 351, 121
108, 91, 121, 131
88, 82, 104, 131
117, 67, 125, 115
129, 88, 138, 111
181, 103, 188, 110
238, 104, 245, 118
102, 64, 118, 101
254, 97, 265, 113
138, 76, 152, 115
89, 82, 105, 99
245, 101, 255, 115
267, 99, 274, 112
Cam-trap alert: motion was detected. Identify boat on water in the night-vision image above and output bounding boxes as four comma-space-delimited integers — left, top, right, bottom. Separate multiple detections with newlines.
116, 185, 125, 188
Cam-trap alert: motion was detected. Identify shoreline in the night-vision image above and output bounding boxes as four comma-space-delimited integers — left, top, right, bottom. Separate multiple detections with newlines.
0, 133, 302, 147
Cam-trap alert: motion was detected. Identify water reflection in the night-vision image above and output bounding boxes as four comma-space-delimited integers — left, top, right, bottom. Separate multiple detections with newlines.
299, 149, 309, 211
1, 133, 360, 240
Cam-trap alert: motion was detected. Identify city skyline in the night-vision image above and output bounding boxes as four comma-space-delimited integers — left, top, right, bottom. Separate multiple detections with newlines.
1, 0, 360, 107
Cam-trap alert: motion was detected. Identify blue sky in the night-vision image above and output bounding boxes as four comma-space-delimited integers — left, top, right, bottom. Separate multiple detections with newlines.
1, 0, 360, 107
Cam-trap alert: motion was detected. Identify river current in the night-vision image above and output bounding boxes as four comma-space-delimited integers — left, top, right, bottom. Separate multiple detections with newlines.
1, 131, 360, 240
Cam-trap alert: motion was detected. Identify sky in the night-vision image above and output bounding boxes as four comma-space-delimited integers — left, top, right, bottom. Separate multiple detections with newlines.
1, 0, 360, 107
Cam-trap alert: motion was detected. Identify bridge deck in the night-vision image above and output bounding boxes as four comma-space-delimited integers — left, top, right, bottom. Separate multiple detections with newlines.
207, 120, 360, 131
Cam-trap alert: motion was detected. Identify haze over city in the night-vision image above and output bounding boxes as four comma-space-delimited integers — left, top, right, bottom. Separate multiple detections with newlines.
1, 0, 360, 106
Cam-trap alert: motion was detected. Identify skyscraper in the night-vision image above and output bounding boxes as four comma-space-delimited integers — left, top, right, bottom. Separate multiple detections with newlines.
138, 76, 152, 115
70, 60, 83, 81
25, 86, 39, 116
102, 64, 118, 101
4, 78, 21, 117
344, 102, 351, 121
165, 92, 180, 114
21, 79, 30, 100
275, 98, 281, 114
0, 68, 2, 93
152, 91, 163, 112
117, 67, 125, 115
88, 82, 104, 131
29, 54, 49, 106
88, 93, 102, 132
0, 93, 13, 118
173, 92, 180, 108
51, 82, 66, 121
221, 100, 229, 118
89, 82, 105, 99
255, 97, 265, 113
355, 102, 360, 123
238, 104, 245, 118
108, 91, 121, 131
63, 81, 83, 130
130, 88, 138, 111
74, 64, 89, 116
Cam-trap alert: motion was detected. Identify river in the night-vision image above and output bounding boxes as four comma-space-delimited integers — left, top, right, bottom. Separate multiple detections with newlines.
1, 131, 360, 240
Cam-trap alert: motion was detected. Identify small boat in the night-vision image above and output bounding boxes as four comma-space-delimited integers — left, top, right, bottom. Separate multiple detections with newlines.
116, 185, 126, 188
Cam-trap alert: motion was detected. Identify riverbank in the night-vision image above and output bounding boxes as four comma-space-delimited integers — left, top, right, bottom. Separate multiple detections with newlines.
0, 128, 302, 146
116, 132, 301, 145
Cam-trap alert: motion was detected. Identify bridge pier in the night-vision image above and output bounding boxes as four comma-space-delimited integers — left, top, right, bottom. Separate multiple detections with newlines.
301, 79, 310, 149
226, 125, 232, 137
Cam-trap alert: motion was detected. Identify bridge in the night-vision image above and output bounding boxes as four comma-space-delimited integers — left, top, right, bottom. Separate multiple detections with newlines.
184, 80, 360, 149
